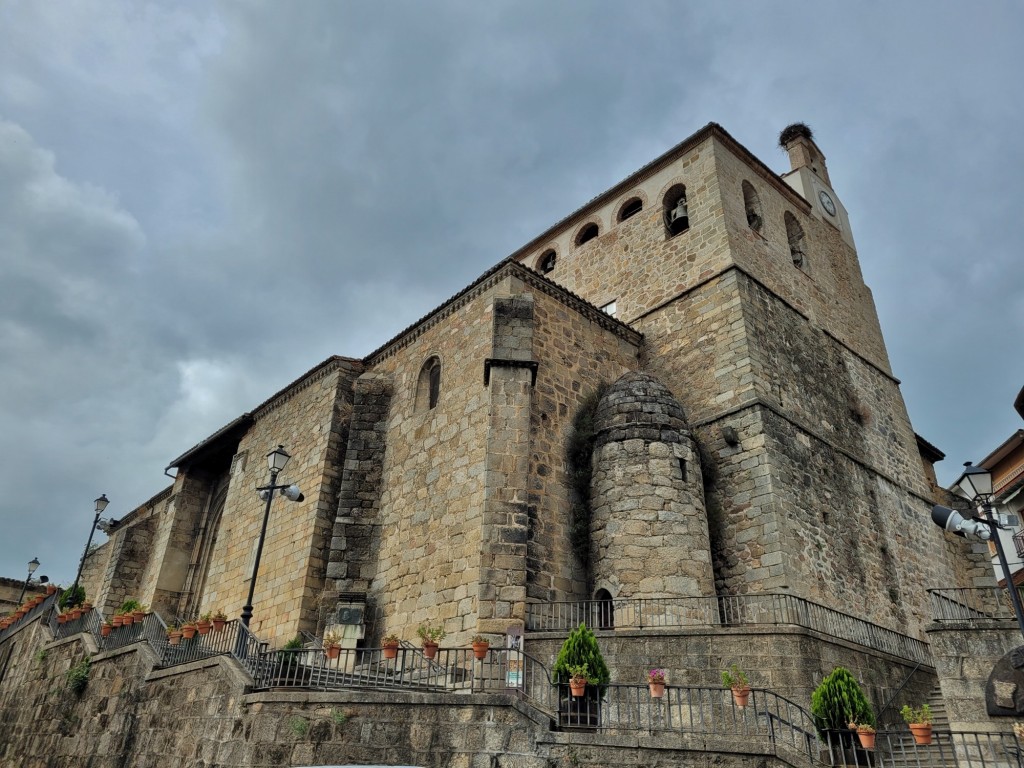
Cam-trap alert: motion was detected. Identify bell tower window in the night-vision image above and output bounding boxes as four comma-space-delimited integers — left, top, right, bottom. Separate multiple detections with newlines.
785, 212, 807, 268
576, 223, 599, 246
742, 181, 763, 232
618, 197, 643, 222
537, 250, 557, 274
663, 185, 689, 237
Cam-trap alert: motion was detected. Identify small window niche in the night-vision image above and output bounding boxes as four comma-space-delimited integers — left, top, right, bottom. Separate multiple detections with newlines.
537, 249, 557, 274
576, 222, 599, 246
618, 197, 643, 222
663, 184, 689, 237
742, 181, 763, 232
415, 356, 441, 413
785, 212, 807, 268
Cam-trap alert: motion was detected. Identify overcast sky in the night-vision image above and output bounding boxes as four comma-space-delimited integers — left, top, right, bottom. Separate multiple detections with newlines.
1, 1, 1021, 586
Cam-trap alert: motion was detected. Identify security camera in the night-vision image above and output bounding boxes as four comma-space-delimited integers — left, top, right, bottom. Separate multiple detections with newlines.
281, 485, 304, 502
258, 489, 271, 501
931, 504, 991, 540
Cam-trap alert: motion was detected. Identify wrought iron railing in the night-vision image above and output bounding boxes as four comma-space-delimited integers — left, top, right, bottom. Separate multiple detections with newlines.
818, 728, 1024, 768
929, 587, 1024, 623
526, 593, 931, 664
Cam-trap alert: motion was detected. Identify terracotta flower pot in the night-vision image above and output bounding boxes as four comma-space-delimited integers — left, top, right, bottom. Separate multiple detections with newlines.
167, 631, 182, 646
325, 644, 341, 660
909, 723, 933, 745
131, 610, 145, 624
81, 602, 92, 612
46, 584, 57, 595
181, 625, 197, 639
69, 608, 82, 620
382, 642, 399, 660
569, 679, 587, 698
422, 641, 438, 660
649, 682, 666, 699
472, 642, 489, 660
121, 613, 134, 626
101, 624, 113, 638
731, 685, 751, 708
196, 620, 212, 635
857, 729, 876, 749
57, 613, 67, 624
112, 614, 124, 627
212, 618, 226, 633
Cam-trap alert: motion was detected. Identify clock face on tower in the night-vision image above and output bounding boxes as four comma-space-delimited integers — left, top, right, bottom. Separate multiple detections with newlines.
818, 189, 837, 217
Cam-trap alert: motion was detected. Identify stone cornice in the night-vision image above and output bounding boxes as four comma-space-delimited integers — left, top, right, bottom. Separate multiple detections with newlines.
365, 260, 642, 366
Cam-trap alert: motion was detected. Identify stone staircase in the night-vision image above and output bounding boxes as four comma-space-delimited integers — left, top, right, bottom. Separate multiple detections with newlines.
874, 688, 956, 768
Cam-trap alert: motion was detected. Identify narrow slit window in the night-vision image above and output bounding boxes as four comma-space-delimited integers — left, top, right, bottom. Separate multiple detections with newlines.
785, 212, 807, 268
742, 181, 763, 232
415, 356, 442, 413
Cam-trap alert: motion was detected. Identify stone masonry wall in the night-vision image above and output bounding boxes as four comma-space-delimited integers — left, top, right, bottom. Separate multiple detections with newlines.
327, 371, 392, 600
513, 134, 732, 328
527, 626, 936, 718
523, 280, 640, 603
195, 360, 361, 646
589, 372, 713, 601
0, 614, 843, 768
928, 621, 1022, 733
368, 284, 494, 645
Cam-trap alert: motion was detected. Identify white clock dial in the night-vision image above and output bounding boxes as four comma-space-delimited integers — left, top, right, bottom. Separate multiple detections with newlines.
818, 190, 837, 216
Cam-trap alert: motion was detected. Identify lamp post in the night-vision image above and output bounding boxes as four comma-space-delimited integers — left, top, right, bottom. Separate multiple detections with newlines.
240, 445, 304, 628
69, 494, 109, 607
933, 462, 1024, 641
16, 557, 40, 604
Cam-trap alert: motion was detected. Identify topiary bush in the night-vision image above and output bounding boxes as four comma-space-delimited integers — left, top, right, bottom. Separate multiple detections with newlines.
552, 623, 610, 687
811, 666, 875, 736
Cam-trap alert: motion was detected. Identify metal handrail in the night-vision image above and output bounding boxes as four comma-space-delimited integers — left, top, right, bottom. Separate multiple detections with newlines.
928, 587, 1024, 623
0, 591, 59, 644
526, 593, 931, 664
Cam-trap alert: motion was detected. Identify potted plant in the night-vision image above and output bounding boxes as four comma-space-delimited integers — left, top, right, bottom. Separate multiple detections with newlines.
100, 621, 114, 638
80, 600, 93, 613
553, 623, 611, 727
647, 668, 667, 699
112, 613, 124, 628
166, 624, 182, 646
181, 621, 198, 640
471, 635, 490, 660
56, 611, 68, 625
901, 704, 933, 745
212, 609, 227, 632
196, 612, 213, 635
46, 584, 57, 595
851, 722, 876, 749
131, 606, 146, 624
721, 664, 751, 708
811, 667, 875, 750
568, 664, 590, 697
417, 621, 447, 660
324, 630, 343, 660
382, 633, 400, 660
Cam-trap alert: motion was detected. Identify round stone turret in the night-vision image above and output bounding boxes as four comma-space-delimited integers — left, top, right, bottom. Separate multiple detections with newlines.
589, 372, 713, 608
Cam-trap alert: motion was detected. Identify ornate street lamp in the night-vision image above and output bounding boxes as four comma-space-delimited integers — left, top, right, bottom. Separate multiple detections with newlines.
68, 494, 110, 607
16, 557, 40, 604
240, 446, 304, 627
933, 462, 1024, 640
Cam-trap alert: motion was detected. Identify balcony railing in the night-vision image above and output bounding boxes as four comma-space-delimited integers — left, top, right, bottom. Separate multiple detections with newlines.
819, 728, 1024, 768
526, 593, 931, 665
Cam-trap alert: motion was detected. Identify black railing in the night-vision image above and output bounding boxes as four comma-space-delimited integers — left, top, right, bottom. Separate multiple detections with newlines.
929, 587, 1024, 624
526, 593, 931, 664
818, 727, 1024, 768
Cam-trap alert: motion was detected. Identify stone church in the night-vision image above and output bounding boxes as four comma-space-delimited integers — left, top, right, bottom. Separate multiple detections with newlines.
80, 122, 968, 648
1, 122, 1004, 767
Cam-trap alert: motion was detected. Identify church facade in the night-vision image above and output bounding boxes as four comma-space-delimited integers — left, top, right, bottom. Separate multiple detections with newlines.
79, 122, 977, 657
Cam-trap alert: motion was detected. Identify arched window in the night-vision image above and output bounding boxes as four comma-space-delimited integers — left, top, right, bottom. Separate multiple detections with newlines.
415, 356, 441, 413
576, 222, 599, 246
742, 181, 763, 232
618, 197, 643, 222
663, 184, 689, 237
537, 250, 557, 274
785, 212, 807, 268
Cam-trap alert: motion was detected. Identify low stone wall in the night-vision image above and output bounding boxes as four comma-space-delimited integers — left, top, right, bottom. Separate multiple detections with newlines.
928, 620, 1022, 733
0, 614, 807, 768
527, 624, 935, 716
